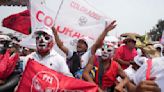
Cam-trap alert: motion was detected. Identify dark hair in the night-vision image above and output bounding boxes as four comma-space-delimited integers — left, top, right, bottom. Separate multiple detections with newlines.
123, 38, 136, 44
78, 39, 88, 48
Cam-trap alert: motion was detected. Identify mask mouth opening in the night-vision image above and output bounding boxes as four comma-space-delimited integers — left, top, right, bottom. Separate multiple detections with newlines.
102, 54, 108, 58
38, 44, 46, 47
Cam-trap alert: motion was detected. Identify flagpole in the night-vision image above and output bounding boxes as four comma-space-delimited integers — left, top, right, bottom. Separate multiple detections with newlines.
54, 0, 64, 23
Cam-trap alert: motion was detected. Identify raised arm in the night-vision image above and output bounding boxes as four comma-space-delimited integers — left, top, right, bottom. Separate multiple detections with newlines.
91, 20, 116, 55
82, 55, 95, 83
116, 59, 131, 66
83, 55, 104, 92
52, 26, 69, 55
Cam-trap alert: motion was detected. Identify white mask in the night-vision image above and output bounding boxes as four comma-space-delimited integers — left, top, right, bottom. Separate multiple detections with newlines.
101, 43, 114, 60
35, 33, 53, 50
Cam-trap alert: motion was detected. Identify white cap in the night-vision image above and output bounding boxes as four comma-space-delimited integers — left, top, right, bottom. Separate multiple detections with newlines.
134, 55, 147, 66
0, 35, 11, 41
33, 26, 54, 38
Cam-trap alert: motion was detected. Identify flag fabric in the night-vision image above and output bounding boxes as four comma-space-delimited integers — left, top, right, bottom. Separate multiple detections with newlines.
52, 0, 111, 49
0, 50, 19, 79
16, 59, 98, 92
19, 0, 112, 50
2, 10, 31, 35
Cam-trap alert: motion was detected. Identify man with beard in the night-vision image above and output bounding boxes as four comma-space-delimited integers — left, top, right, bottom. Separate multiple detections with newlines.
83, 42, 128, 92
52, 21, 116, 77
23, 27, 72, 77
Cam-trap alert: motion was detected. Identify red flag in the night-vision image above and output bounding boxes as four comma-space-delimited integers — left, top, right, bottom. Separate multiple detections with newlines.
4, 52, 19, 78
0, 50, 19, 79
2, 10, 31, 35
16, 59, 98, 92
0, 50, 10, 79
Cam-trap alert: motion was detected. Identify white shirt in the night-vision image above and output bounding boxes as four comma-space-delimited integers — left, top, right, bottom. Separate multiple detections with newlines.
133, 57, 164, 92
124, 65, 136, 81
23, 49, 73, 77
117, 65, 136, 82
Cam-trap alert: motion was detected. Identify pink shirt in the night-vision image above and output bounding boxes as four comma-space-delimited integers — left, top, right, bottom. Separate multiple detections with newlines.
114, 45, 137, 69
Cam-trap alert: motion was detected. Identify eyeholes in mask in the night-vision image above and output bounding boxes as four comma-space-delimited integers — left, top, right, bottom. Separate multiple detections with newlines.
35, 34, 51, 41
44, 36, 50, 40
101, 48, 112, 52
36, 36, 40, 40
107, 49, 112, 52
101, 48, 104, 51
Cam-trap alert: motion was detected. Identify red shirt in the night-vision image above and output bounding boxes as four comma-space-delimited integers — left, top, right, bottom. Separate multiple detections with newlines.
94, 56, 119, 90
114, 45, 137, 69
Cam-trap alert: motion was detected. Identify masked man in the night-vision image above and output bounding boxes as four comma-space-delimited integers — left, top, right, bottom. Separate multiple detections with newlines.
83, 42, 128, 92
23, 27, 72, 77
52, 21, 116, 77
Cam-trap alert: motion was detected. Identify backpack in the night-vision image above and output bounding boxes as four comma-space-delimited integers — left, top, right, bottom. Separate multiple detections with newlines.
66, 52, 81, 76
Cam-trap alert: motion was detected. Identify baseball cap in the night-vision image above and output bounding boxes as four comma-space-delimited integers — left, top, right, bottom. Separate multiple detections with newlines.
0, 34, 11, 41
33, 26, 54, 38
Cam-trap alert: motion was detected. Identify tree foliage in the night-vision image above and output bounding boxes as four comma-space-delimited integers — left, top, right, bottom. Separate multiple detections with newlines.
148, 19, 164, 41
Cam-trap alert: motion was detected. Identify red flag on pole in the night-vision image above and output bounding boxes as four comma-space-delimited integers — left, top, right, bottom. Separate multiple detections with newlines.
16, 59, 98, 92
2, 10, 31, 35
0, 50, 19, 79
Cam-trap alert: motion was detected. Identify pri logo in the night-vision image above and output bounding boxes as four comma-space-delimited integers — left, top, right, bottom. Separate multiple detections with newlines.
31, 71, 59, 92
78, 16, 88, 26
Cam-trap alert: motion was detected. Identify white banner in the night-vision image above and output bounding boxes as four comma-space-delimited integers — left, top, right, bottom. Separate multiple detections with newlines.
20, 0, 113, 56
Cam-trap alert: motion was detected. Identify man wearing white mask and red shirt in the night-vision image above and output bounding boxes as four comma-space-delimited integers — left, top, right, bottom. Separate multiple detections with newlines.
52, 21, 117, 77
23, 26, 73, 77
83, 42, 128, 92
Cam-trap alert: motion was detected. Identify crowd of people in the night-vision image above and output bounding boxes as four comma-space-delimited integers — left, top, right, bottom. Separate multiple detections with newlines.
0, 20, 164, 92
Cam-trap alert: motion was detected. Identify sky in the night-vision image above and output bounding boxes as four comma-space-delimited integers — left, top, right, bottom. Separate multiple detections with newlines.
0, 0, 164, 37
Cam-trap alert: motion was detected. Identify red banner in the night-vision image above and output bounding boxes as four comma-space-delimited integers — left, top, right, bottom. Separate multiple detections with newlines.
0, 50, 19, 79
2, 10, 31, 35
16, 59, 98, 92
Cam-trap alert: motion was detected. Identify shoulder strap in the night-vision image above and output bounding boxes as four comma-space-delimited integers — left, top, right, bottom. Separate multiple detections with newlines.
146, 59, 152, 80
68, 52, 81, 76
97, 56, 104, 87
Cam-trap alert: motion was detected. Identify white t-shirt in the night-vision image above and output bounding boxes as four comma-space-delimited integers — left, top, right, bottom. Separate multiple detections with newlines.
133, 57, 164, 92
67, 49, 92, 68
23, 49, 73, 77
124, 65, 136, 81
117, 65, 136, 82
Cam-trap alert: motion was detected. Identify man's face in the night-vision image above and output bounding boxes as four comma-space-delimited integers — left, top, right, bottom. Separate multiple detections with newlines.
101, 43, 114, 60
76, 39, 88, 52
0, 40, 10, 54
35, 31, 54, 54
127, 41, 136, 49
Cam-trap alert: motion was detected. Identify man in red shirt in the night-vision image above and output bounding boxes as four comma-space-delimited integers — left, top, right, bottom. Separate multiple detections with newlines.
83, 42, 128, 92
114, 36, 137, 70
